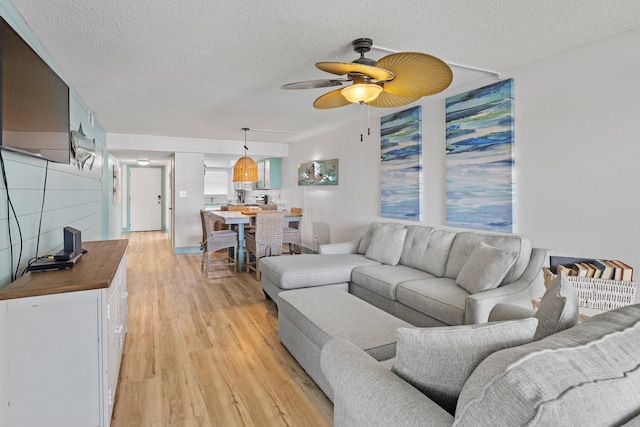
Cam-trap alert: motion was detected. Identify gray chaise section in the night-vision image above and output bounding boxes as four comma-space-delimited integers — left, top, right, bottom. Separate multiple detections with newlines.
278, 286, 411, 401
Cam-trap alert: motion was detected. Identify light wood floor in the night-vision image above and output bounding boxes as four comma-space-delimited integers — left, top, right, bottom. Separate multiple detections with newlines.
110, 231, 332, 427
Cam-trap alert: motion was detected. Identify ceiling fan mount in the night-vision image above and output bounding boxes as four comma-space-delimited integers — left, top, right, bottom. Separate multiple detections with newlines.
281, 38, 453, 109
350, 38, 376, 66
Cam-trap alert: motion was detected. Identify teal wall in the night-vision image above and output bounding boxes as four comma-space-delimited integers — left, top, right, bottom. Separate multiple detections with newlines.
0, 0, 120, 287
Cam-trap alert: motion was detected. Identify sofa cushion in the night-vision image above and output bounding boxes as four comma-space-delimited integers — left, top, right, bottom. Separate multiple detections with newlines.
352, 264, 435, 300
399, 226, 457, 276
396, 278, 469, 325
357, 222, 406, 255
533, 273, 579, 340
365, 223, 407, 265
455, 242, 518, 294
455, 304, 640, 427
259, 254, 380, 289
393, 318, 538, 414
444, 231, 532, 285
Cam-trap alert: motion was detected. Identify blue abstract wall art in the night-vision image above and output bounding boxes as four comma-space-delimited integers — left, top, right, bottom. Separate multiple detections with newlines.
445, 78, 514, 232
380, 105, 422, 220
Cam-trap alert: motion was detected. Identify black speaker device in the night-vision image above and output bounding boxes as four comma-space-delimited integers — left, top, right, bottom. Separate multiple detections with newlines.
54, 226, 82, 260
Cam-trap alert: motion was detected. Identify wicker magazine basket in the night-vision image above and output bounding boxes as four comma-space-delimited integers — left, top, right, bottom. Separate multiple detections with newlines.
543, 267, 637, 310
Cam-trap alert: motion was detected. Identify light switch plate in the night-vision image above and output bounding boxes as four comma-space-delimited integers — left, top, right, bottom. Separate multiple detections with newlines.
179, 191, 187, 197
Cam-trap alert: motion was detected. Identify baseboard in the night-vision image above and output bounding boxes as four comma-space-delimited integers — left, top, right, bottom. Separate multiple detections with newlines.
174, 246, 201, 254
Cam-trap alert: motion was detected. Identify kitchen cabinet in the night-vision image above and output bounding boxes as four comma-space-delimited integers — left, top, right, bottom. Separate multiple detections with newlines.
256, 158, 281, 189
0, 240, 128, 427
234, 182, 253, 190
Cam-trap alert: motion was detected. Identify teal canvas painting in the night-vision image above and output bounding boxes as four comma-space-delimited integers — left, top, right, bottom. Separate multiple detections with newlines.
297, 158, 338, 185
380, 106, 422, 220
446, 79, 514, 232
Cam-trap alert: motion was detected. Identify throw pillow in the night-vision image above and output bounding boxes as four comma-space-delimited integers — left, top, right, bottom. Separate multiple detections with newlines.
392, 318, 538, 414
455, 242, 518, 294
534, 272, 579, 340
364, 223, 407, 265
357, 222, 379, 254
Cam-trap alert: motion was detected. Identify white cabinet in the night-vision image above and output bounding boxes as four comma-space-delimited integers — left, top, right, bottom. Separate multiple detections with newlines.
0, 240, 128, 427
234, 182, 253, 190
106, 253, 128, 419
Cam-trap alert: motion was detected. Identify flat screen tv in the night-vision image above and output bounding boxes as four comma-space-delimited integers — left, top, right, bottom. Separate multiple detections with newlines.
0, 17, 70, 164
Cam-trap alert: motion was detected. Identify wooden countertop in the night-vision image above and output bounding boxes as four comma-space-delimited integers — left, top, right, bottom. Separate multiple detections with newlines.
0, 239, 128, 300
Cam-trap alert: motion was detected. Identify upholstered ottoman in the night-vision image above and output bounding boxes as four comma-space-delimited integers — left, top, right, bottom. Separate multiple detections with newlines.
278, 286, 412, 401
260, 253, 380, 302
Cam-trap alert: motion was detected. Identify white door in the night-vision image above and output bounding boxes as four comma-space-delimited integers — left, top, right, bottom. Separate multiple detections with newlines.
130, 167, 162, 231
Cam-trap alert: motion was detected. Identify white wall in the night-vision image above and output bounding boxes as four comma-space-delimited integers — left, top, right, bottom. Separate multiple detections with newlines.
173, 152, 205, 251
284, 27, 640, 273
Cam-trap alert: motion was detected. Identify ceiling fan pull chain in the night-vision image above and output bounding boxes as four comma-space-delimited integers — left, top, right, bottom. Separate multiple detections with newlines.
360, 101, 364, 142
367, 103, 371, 136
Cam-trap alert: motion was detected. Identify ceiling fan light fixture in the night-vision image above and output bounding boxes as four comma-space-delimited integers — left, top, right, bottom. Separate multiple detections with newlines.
233, 128, 258, 183
341, 82, 383, 104
285, 38, 454, 110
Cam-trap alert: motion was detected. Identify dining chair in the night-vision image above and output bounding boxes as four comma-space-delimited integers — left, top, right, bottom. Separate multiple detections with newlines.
200, 210, 238, 273
282, 207, 302, 254
257, 203, 278, 211
245, 211, 284, 279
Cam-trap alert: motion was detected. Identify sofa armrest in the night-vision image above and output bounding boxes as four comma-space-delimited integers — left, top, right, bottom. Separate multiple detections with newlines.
488, 303, 536, 322
321, 338, 454, 427
318, 237, 362, 255
464, 247, 551, 324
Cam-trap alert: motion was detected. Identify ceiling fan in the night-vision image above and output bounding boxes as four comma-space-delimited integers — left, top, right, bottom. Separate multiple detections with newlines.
282, 38, 453, 109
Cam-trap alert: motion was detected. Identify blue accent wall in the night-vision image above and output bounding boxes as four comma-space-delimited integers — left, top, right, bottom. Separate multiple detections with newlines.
0, 0, 122, 287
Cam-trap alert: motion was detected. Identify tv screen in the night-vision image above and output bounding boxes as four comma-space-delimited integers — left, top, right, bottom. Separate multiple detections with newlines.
1, 17, 70, 164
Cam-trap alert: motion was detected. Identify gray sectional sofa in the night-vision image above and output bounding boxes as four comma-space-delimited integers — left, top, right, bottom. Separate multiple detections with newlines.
321, 301, 640, 426
260, 222, 640, 425
260, 222, 550, 326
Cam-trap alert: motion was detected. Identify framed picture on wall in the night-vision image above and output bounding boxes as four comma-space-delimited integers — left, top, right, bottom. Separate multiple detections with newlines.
445, 79, 515, 232
297, 158, 338, 185
113, 165, 121, 204
380, 105, 422, 221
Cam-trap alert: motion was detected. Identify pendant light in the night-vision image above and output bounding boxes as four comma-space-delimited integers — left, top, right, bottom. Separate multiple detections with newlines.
233, 127, 258, 182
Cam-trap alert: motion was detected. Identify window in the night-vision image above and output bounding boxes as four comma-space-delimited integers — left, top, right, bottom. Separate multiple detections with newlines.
204, 169, 228, 195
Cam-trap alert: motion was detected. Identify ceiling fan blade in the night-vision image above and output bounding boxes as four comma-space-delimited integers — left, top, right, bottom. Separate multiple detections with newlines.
375, 52, 453, 98
316, 62, 394, 81
367, 90, 421, 108
281, 79, 347, 89
312, 88, 351, 109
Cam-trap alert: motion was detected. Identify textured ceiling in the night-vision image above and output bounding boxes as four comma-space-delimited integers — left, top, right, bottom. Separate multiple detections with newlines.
7, 0, 640, 155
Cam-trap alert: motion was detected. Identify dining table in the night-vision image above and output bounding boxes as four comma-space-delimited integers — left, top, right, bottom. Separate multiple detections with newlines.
207, 210, 303, 271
